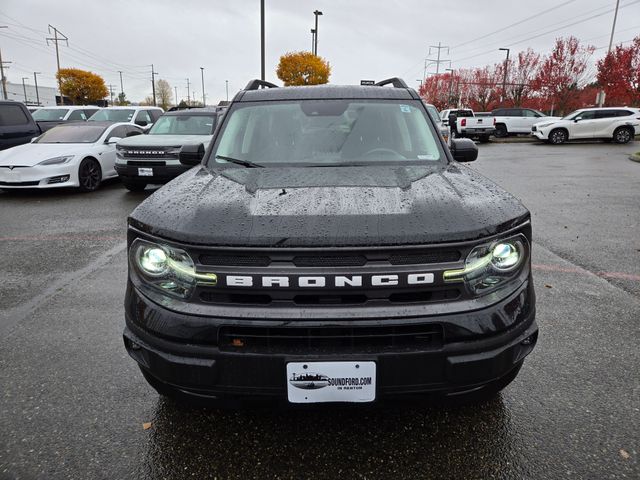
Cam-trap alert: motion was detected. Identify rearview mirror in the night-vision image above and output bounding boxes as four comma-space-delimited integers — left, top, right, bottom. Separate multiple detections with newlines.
126, 130, 142, 137
450, 138, 478, 162
106, 136, 122, 145
179, 143, 205, 166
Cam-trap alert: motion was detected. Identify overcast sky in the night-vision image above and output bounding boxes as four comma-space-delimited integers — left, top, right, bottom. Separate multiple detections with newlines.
1, 0, 638, 104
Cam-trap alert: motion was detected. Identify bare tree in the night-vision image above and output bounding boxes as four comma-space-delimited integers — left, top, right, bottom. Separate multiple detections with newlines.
155, 79, 172, 110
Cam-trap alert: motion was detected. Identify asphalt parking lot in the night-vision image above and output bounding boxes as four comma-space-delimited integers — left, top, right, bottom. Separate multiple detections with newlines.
1, 141, 639, 479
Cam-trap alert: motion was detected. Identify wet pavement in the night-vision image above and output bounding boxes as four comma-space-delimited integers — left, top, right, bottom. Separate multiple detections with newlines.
1, 142, 639, 479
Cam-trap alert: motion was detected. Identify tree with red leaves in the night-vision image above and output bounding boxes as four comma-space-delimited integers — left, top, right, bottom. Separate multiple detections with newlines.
506, 49, 541, 107
418, 73, 451, 110
533, 36, 595, 115
597, 36, 640, 106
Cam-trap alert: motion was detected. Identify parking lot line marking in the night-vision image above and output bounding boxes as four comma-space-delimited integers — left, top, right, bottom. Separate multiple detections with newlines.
533, 264, 640, 282
0, 234, 123, 242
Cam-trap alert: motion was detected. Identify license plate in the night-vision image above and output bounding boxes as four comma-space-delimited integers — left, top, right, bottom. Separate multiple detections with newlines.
138, 167, 153, 176
286, 361, 376, 403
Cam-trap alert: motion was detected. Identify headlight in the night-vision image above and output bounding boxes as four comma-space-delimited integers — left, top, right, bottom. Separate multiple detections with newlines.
444, 234, 528, 295
38, 155, 74, 166
130, 239, 217, 299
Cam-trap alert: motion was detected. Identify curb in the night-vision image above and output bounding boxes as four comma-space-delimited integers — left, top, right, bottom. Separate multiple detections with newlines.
629, 153, 640, 163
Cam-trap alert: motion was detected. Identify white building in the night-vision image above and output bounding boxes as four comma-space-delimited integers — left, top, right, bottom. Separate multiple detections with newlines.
3, 80, 58, 106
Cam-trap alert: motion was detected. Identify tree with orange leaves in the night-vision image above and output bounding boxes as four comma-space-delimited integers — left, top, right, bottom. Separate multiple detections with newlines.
56, 68, 108, 105
276, 52, 331, 86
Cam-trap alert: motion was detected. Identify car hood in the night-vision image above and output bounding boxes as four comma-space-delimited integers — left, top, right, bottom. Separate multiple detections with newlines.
130, 164, 530, 247
0, 143, 92, 167
117, 134, 213, 148
533, 117, 564, 127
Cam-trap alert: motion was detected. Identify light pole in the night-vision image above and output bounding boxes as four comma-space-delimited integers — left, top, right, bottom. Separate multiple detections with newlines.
117, 70, 124, 104
260, 0, 265, 81
310, 29, 316, 53
200, 67, 206, 106
499, 48, 510, 105
446, 68, 454, 106
598, 0, 620, 107
21, 77, 28, 102
313, 10, 323, 56
174, 86, 178, 106
33, 72, 41, 105
225, 80, 229, 102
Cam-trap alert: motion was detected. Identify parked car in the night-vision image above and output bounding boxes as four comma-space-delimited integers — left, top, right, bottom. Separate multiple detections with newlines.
440, 108, 495, 142
532, 107, 640, 145
115, 108, 221, 191
475, 112, 493, 118
27, 106, 41, 114
32, 106, 102, 132
88, 106, 163, 130
492, 108, 560, 137
0, 101, 41, 150
422, 101, 450, 144
0, 121, 142, 192
123, 77, 537, 406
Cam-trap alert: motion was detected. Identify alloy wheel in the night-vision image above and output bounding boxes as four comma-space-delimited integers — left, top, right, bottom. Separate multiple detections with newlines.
78, 159, 102, 192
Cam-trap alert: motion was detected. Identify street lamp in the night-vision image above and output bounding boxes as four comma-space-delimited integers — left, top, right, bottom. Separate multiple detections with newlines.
200, 67, 205, 106
21, 77, 29, 103
310, 28, 316, 53
313, 10, 323, 56
225, 80, 229, 102
33, 72, 41, 106
499, 48, 510, 105
445, 68, 455, 106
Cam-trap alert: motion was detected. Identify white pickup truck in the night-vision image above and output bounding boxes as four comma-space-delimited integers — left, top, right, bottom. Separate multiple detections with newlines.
440, 109, 495, 143
491, 107, 560, 137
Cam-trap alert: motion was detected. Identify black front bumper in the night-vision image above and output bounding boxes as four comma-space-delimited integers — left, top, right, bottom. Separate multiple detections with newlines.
115, 163, 190, 184
123, 279, 537, 403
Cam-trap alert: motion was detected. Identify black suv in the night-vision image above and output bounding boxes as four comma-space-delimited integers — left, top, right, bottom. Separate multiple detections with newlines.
124, 78, 537, 405
0, 101, 41, 150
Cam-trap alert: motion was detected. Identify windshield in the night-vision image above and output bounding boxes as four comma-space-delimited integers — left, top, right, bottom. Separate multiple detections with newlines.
32, 109, 69, 121
35, 124, 107, 144
149, 114, 216, 135
208, 100, 444, 167
89, 109, 135, 122
425, 105, 441, 124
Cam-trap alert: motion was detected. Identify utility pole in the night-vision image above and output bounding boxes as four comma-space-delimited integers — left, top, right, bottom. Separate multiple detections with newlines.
313, 10, 323, 56
117, 70, 124, 104
46, 25, 68, 105
21, 77, 29, 102
108, 84, 114, 105
598, 0, 620, 107
33, 72, 41, 105
0, 26, 8, 100
151, 64, 157, 106
225, 80, 229, 102
260, 0, 265, 81
186, 78, 191, 106
174, 86, 178, 106
446, 68, 454, 105
499, 48, 510, 105
200, 67, 205, 106
426, 42, 450, 104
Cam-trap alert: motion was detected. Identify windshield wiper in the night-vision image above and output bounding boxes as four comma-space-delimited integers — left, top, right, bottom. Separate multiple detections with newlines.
215, 155, 264, 168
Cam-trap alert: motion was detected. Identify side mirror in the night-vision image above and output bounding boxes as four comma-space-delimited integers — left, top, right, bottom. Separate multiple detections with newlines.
179, 143, 205, 166
450, 138, 478, 162
126, 130, 142, 137
574, 117, 581, 122
136, 120, 148, 127
106, 136, 122, 145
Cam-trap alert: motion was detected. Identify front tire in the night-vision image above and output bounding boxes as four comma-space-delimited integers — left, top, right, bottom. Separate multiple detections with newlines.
78, 158, 102, 192
613, 126, 633, 144
122, 180, 147, 192
549, 128, 568, 145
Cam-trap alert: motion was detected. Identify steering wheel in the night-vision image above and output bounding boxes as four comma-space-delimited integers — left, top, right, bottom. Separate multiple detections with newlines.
363, 148, 406, 159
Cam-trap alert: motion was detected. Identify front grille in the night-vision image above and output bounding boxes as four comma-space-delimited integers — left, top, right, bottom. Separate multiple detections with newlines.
193, 245, 466, 307
126, 160, 166, 167
218, 324, 444, 354
0, 181, 39, 186
119, 147, 178, 159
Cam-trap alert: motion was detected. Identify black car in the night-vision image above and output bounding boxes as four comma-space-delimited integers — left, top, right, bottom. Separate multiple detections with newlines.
123, 78, 537, 405
114, 108, 221, 191
0, 101, 41, 150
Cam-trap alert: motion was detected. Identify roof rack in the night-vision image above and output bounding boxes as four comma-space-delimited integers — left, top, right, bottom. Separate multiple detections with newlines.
375, 77, 409, 89
244, 79, 279, 90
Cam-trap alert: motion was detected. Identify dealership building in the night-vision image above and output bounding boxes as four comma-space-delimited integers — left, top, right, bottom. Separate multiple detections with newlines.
3, 80, 58, 106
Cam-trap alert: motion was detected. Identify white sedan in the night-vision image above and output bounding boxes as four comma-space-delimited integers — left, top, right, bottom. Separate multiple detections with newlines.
0, 122, 142, 192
